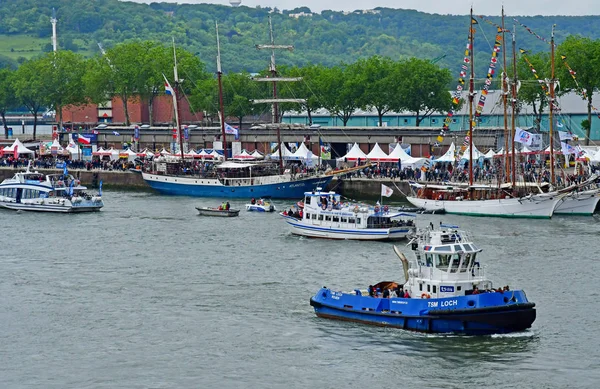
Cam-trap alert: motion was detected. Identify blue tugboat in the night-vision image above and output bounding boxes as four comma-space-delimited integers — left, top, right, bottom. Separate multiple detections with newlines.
310, 224, 536, 335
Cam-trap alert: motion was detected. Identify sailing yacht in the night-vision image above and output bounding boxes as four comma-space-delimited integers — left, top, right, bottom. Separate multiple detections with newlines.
406, 8, 562, 218
141, 22, 332, 199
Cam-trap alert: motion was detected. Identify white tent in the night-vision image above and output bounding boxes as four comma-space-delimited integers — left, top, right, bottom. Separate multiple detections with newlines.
366, 143, 392, 162
434, 142, 456, 163
232, 150, 256, 160
119, 148, 138, 162
336, 143, 368, 161
484, 149, 496, 159
291, 143, 319, 162
2, 138, 35, 156
270, 143, 294, 160
208, 149, 224, 160
387, 143, 427, 168
159, 148, 171, 156
460, 144, 484, 160
137, 148, 155, 158
196, 149, 214, 159
250, 150, 264, 159
93, 147, 112, 157
44, 139, 66, 155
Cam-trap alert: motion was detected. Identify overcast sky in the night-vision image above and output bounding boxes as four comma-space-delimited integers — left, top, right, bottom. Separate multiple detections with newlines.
127, 0, 598, 16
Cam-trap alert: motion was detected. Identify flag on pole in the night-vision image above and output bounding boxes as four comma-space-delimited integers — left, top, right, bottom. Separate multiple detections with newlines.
224, 123, 239, 140
381, 184, 394, 197
163, 74, 175, 96
514, 127, 533, 145
13, 145, 18, 158
561, 141, 577, 155
559, 131, 573, 141
78, 135, 91, 145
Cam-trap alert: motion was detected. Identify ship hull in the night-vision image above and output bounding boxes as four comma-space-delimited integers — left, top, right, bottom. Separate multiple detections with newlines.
282, 215, 412, 240
142, 173, 332, 199
553, 189, 600, 215
406, 195, 560, 219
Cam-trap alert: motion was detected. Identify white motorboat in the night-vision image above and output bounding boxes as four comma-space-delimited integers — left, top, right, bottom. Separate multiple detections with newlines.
246, 198, 276, 212
0, 166, 103, 213
281, 189, 416, 240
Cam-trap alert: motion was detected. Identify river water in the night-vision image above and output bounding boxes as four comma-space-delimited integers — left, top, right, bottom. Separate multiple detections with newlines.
1, 191, 599, 388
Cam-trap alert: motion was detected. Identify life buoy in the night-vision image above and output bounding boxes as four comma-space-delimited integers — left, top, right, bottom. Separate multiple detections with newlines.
374, 206, 380, 213
383, 205, 389, 213
353, 206, 359, 214
421, 293, 431, 299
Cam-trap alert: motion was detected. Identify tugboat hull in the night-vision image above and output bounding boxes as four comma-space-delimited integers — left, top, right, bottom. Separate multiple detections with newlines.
310, 288, 536, 335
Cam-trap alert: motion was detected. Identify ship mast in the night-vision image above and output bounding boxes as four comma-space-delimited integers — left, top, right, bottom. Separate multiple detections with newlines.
172, 39, 185, 162
216, 22, 228, 161
468, 7, 475, 186
253, 16, 305, 175
501, 7, 509, 182
511, 25, 518, 187
548, 25, 557, 185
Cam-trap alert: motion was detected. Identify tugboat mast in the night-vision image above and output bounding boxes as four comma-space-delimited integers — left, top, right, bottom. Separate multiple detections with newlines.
468, 7, 475, 186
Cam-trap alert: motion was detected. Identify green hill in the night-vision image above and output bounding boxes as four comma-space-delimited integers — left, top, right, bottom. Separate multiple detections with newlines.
1, 0, 598, 73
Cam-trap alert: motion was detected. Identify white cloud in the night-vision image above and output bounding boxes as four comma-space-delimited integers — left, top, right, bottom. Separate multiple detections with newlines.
125, 0, 599, 16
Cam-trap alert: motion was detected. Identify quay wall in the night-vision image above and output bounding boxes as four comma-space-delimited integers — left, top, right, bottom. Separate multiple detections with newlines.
0, 168, 412, 199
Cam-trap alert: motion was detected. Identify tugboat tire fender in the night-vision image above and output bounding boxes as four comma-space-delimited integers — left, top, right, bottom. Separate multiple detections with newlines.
421, 293, 431, 299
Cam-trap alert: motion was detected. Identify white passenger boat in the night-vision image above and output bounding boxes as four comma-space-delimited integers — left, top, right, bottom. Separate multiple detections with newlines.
0, 166, 103, 213
281, 189, 416, 240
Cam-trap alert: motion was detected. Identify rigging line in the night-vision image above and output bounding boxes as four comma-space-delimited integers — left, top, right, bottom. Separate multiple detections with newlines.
476, 21, 494, 52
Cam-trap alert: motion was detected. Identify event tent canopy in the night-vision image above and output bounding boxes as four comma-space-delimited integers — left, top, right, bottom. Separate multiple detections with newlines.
366, 143, 393, 162
460, 144, 484, 160
387, 143, 428, 168
2, 138, 35, 156
250, 150, 264, 159
291, 143, 319, 162
434, 142, 456, 162
336, 143, 368, 161
269, 143, 294, 160
232, 150, 256, 160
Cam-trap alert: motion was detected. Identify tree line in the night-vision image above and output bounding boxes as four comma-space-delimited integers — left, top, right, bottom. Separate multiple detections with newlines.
1, 0, 600, 74
0, 35, 599, 142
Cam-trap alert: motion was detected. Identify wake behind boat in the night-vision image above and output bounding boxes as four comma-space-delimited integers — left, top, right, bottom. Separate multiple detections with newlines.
0, 165, 103, 213
281, 189, 415, 240
309, 223, 536, 335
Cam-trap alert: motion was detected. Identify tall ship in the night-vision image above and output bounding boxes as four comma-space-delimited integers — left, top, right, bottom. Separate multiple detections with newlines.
142, 20, 332, 199
0, 165, 103, 213
309, 223, 536, 335
406, 8, 562, 218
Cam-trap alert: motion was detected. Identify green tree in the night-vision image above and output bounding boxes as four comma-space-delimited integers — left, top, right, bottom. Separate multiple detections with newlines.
37, 51, 88, 130
318, 63, 364, 126
557, 36, 600, 145
140, 43, 208, 126
0, 68, 18, 137
516, 52, 550, 130
393, 58, 452, 126
280, 64, 326, 125
12, 58, 47, 139
355, 56, 396, 127
85, 40, 157, 126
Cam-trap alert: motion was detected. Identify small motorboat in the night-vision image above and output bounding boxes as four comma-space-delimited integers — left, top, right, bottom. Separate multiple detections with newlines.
309, 224, 536, 335
195, 207, 240, 217
245, 198, 276, 212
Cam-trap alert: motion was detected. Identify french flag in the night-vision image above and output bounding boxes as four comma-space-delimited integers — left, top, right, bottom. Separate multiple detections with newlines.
163, 74, 175, 96
78, 135, 91, 145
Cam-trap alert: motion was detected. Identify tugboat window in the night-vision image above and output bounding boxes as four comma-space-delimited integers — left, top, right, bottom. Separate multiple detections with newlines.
325, 216, 331, 221
433, 285, 437, 294
348, 217, 355, 223
312, 214, 316, 220
437, 254, 450, 271
318, 215, 324, 221
427, 284, 431, 292
332, 216, 339, 222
